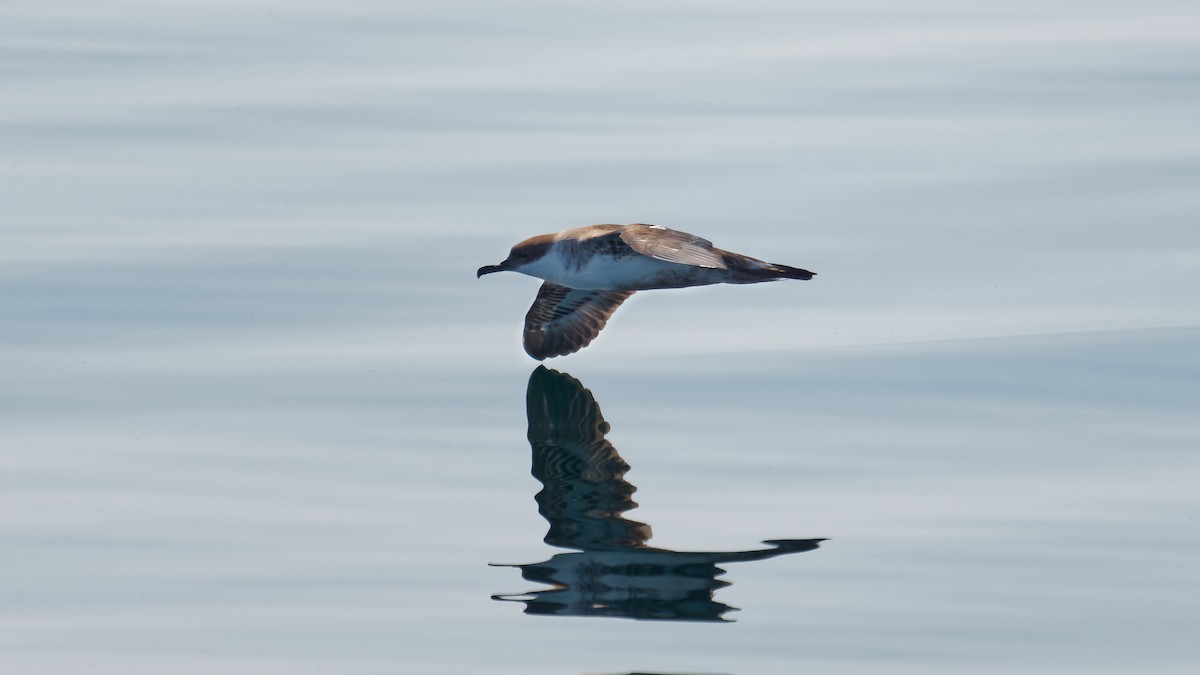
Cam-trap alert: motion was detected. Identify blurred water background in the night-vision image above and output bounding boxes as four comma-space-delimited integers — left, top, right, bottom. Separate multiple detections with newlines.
2, 1, 1198, 673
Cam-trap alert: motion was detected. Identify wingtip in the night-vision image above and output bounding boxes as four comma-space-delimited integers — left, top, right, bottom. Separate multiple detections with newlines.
524, 341, 577, 361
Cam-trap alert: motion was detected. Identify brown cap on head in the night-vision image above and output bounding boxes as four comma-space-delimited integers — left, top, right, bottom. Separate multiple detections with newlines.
477, 234, 555, 277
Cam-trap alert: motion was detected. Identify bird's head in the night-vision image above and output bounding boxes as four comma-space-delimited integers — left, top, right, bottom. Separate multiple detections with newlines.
477, 234, 555, 278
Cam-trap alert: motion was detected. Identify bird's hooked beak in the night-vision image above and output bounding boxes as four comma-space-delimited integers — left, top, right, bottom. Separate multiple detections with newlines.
476, 260, 509, 278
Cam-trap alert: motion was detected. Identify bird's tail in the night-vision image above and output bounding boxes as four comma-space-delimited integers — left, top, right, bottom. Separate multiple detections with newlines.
723, 251, 816, 282
763, 262, 816, 281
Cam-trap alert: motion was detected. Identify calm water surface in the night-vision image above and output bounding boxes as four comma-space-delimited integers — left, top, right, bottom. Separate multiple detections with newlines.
2, 1, 1199, 673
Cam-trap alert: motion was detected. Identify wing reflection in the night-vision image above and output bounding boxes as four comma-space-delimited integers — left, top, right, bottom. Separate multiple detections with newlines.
492, 366, 823, 622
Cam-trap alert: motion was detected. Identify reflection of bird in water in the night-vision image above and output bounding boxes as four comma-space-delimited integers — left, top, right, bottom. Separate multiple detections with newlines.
492, 366, 823, 622
524, 361, 649, 551
476, 223, 815, 359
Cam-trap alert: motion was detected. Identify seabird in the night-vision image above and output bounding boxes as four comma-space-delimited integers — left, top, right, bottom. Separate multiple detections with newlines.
477, 223, 815, 359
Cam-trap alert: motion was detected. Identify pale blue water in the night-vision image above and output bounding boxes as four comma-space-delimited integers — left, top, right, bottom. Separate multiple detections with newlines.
3, 2, 1199, 673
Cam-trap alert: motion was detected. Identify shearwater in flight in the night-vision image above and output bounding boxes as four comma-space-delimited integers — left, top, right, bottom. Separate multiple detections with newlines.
477, 223, 815, 360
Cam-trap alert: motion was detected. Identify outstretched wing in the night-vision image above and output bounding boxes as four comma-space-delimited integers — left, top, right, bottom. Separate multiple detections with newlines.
619, 223, 727, 269
524, 283, 635, 360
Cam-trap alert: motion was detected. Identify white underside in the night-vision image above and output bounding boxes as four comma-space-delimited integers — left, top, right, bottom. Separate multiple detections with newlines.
518, 251, 724, 290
